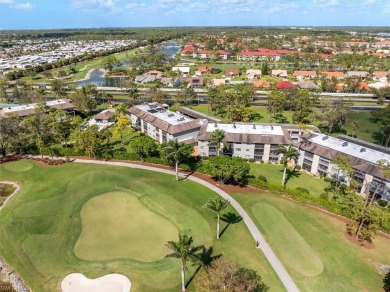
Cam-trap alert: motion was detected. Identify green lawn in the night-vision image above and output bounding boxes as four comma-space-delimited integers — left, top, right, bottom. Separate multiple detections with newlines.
189, 105, 383, 145
344, 111, 381, 144
0, 160, 284, 292
232, 192, 390, 292
189, 104, 294, 123
250, 163, 328, 197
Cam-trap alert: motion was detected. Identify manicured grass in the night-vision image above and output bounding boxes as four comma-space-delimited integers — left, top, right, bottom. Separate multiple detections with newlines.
0, 161, 284, 292
345, 111, 381, 144
75, 191, 178, 262
189, 104, 294, 123
250, 163, 328, 197
232, 192, 390, 292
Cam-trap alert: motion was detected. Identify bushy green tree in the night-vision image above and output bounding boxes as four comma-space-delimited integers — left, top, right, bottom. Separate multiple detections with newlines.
129, 135, 157, 161
207, 156, 250, 184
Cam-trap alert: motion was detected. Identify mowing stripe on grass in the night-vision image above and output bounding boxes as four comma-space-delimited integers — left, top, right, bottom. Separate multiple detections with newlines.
252, 203, 324, 277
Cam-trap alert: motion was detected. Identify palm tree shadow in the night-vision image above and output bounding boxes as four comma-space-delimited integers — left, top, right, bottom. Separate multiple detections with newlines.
285, 168, 301, 185
186, 246, 222, 288
219, 212, 243, 238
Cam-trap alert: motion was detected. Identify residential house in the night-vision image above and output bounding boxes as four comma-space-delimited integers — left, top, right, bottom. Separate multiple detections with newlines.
321, 71, 345, 79
293, 70, 317, 80
373, 71, 388, 83
224, 68, 240, 78
275, 80, 295, 89
195, 66, 212, 75
172, 66, 190, 77
246, 69, 261, 80
346, 71, 368, 79
271, 70, 288, 78
186, 77, 204, 88
252, 80, 271, 89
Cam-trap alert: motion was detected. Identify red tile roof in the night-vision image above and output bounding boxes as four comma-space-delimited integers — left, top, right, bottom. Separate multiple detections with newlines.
196, 66, 212, 72
252, 80, 271, 88
374, 71, 388, 78
275, 80, 295, 89
321, 72, 345, 78
293, 71, 317, 77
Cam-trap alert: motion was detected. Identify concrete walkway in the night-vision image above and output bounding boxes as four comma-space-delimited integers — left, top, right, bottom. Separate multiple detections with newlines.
75, 159, 299, 292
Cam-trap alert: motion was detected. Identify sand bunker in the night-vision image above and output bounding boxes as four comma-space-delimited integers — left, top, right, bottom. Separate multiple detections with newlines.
61, 273, 131, 292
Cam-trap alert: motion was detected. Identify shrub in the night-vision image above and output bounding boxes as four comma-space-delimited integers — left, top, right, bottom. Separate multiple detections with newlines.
257, 175, 268, 183
324, 177, 333, 183
319, 192, 329, 201
295, 165, 301, 170
260, 160, 264, 164
248, 158, 255, 163
295, 187, 310, 194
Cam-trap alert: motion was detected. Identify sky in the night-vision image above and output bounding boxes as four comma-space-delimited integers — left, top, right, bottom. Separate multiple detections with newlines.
0, 0, 389, 30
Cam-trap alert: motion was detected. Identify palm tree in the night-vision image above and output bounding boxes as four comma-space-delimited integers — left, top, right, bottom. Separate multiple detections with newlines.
161, 139, 194, 181
203, 196, 230, 240
278, 144, 299, 186
165, 233, 202, 292
350, 121, 360, 138
208, 129, 227, 156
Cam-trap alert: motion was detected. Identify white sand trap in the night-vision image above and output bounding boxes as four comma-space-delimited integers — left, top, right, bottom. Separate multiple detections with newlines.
61, 273, 131, 292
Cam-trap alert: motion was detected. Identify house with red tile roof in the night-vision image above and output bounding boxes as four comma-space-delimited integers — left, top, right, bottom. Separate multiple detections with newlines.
195, 66, 212, 75
275, 80, 295, 89
217, 50, 231, 60
293, 70, 317, 80
373, 71, 388, 82
224, 68, 240, 78
321, 71, 345, 79
252, 80, 271, 89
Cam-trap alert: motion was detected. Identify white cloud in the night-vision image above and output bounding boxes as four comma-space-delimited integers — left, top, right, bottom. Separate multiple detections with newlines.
0, 0, 13, 4
71, 0, 122, 13
12, 1, 33, 9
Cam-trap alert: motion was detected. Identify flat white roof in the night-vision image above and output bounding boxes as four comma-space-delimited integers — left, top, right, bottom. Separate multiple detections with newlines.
135, 103, 194, 125
207, 123, 284, 135
310, 134, 390, 165
2, 99, 70, 113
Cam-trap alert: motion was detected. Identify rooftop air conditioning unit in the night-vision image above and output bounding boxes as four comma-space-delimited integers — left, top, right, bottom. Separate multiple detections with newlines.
322, 135, 328, 140
342, 142, 348, 147
252, 124, 256, 129
360, 148, 366, 152
214, 123, 218, 128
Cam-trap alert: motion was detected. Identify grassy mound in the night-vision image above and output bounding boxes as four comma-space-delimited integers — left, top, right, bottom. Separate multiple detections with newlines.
75, 191, 178, 262
2, 160, 33, 172
252, 203, 323, 277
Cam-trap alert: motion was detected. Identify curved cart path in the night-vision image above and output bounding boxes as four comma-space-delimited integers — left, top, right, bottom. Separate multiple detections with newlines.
75, 159, 299, 292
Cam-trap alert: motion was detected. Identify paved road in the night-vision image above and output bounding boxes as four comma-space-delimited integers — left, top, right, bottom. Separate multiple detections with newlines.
75, 159, 300, 292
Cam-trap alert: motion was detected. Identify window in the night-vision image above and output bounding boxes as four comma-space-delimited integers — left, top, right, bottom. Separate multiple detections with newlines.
235, 148, 241, 151
200, 146, 205, 149
246, 149, 250, 152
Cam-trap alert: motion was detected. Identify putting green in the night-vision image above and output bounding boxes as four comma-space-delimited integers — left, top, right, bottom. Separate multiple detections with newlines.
74, 191, 178, 262
252, 203, 324, 277
2, 160, 33, 172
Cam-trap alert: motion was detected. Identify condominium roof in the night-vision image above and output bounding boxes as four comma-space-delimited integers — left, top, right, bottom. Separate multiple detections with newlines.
299, 133, 390, 178
128, 103, 203, 135
197, 122, 292, 144
0, 98, 74, 118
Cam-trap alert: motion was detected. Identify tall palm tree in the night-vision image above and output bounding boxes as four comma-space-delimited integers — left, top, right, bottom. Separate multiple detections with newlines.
208, 129, 227, 156
165, 233, 202, 292
161, 139, 193, 181
278, 144, 299, 186
203, 196, 230, 240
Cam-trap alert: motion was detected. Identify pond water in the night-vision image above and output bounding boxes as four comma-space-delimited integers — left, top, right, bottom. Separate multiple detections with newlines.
72, 42, 181, 87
